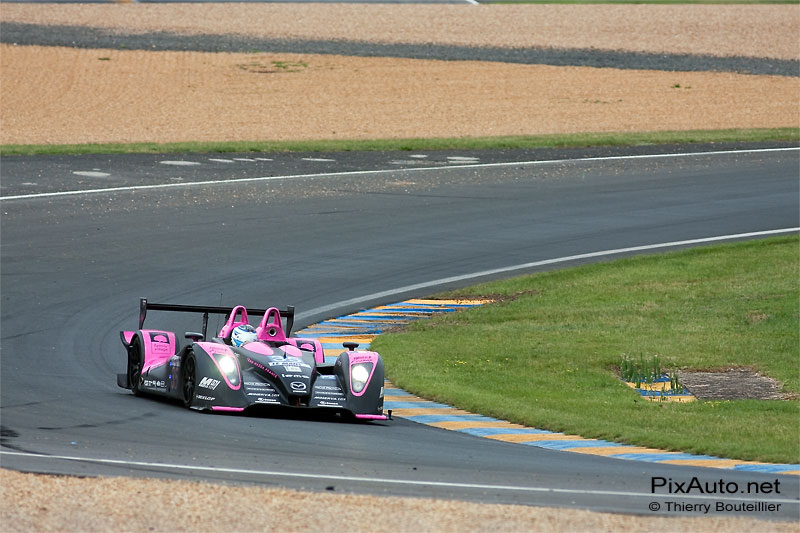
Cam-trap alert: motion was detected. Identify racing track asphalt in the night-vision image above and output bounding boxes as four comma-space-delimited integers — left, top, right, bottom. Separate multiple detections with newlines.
1, 145, 799, 519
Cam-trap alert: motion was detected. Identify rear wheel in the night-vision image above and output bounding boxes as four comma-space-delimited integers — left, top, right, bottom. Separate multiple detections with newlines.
129, 339, 144, 396
182, 352, 196, 408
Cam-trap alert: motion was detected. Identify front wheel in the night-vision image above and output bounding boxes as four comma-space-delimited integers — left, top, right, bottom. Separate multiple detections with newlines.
182, 352, 196, 408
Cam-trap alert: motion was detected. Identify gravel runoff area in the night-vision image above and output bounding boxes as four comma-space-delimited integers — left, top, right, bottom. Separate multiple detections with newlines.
1, 5, 798, 60
2, 45, 798, 145
2, 469, 797, 533
1, 5, 798, 145
2, 4, 799, 531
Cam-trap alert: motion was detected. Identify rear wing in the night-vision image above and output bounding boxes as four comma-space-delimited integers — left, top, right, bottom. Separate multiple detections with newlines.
137, 298, 295, 340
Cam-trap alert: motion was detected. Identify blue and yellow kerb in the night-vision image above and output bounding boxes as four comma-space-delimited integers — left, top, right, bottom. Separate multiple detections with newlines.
294, 299, 800, 476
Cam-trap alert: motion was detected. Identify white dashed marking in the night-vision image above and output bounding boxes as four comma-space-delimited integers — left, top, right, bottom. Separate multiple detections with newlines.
160, 161, 201, 166
209, 158, 234, 163
72, 171, 110, 178
3, 148, 796, 202
302, 157, 336, 162
233, 158, 256, 162
255, 158, 274, 161
409, 154, 429, 159
390, 160, 445, 166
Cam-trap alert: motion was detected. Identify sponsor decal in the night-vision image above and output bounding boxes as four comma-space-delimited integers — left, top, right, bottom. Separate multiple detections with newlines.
254, 398, 281, 404
247, 391, 280, 397
245, 381, 276, 389
206, 345, 231, 355
199, 377, 221, 390
285, 366, 301, 372
268, 360, 311, 369
149, 333, 172, 354
248, 358, 277, 377
317, 401, 345, 407
290, 381, 307, 392
143, 379, 166, 388
248, 358, 266, 371
196, 395, 215, 401
318, 375, 337, 380
314, 395, 345, 402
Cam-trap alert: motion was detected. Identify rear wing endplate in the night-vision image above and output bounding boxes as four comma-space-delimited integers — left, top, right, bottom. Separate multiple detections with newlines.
138, 298, 295, 340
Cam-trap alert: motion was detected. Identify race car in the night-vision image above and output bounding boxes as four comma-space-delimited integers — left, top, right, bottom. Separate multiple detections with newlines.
117, 298, 388, 421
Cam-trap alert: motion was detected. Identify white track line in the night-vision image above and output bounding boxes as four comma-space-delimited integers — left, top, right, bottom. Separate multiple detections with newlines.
1, 451, 796, 503
1, 147, 796, 202
295, 228, 800, 321
72, 171, 110, 178
159, 160, 201, 166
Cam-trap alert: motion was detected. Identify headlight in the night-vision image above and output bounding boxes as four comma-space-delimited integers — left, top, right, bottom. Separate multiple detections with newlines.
219, 356, 237, 376
209, 351, 240, 388
350, 363, 372, 393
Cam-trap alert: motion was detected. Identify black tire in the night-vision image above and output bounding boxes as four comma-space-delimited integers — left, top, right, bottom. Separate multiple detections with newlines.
182, 352, 196, 408
129, 338, 144, 396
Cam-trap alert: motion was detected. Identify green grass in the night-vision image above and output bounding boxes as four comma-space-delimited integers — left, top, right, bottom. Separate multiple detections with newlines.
371, 236, 800, 464
1, 128, 797, 157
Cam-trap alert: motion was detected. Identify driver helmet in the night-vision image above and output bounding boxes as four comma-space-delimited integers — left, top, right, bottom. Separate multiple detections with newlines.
231, 324, 258, 347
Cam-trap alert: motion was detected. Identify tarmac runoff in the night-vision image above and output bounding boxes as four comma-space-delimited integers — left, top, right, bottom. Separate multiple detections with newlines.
293, 299, 800, 476
2, 22, 798, 77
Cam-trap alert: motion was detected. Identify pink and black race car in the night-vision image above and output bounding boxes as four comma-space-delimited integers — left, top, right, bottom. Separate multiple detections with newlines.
117, 299, 388, 421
